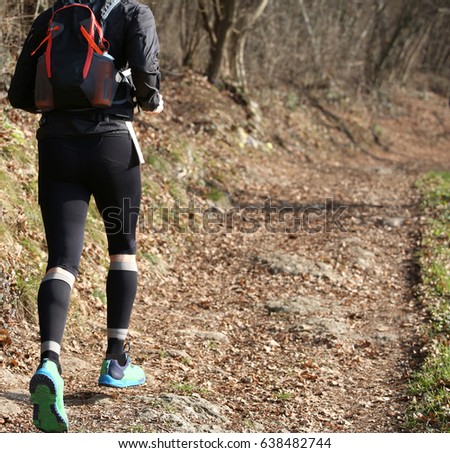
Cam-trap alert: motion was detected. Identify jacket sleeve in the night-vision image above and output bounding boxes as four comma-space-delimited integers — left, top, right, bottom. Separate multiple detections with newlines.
8, 18, 47, 113
126, 4, 161, 112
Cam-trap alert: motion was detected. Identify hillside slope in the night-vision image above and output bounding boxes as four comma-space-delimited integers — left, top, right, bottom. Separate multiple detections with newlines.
1, 73, 450, 432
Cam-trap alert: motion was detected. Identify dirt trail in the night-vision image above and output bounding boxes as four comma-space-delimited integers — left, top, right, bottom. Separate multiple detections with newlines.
1, 86, 449, 433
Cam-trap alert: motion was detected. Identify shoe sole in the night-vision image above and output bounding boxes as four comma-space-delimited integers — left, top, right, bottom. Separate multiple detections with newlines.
98, 374, 146, 388
30, 372, 68, 433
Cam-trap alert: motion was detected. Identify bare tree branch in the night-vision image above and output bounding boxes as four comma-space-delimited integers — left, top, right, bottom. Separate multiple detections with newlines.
297, 0, 320, 69
198, 0, 217, 45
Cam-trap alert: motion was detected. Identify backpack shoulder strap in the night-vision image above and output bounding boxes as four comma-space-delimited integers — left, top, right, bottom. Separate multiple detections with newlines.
57, 0, 117, 20
100, 0, 121, 22
60, 0, 96, 5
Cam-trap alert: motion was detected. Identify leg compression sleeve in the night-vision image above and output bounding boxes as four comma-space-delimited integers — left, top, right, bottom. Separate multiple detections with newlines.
106, 261, 138, 359
38, 272, 75, 357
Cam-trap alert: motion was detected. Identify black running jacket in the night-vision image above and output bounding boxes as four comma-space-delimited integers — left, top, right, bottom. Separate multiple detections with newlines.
8, 0, 161, 138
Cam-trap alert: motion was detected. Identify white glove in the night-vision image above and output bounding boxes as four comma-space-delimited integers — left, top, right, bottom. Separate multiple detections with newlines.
151, 95, 164, 114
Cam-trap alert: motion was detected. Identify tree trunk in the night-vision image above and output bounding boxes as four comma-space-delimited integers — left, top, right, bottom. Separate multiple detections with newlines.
298, 0, 320, 70
400, 22, 432, 83
206, 0, 237, 83
180, 0, 203, 68
228, 0, 270, 91
372, 0, 438, 87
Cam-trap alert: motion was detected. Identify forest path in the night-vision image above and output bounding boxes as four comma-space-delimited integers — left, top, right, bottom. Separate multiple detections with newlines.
1, 89, 449, 433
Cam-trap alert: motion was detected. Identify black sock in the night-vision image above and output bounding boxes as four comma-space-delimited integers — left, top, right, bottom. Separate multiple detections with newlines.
106, 338, 127, 365
40, 350, 62, 373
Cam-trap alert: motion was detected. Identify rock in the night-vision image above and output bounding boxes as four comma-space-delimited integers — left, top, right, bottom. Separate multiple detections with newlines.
140, 393, 231, 432
247, 100, 265, 136
179, 330, 230, 344
373, 167, 394, 175
0, 368, 25, 387
61, 355, 96, 371
268, 339, 280, 348
174, 165, 188, 179
265, 296, 328, 315
383, 217, 405, 228
237, 127, 248, 147
373, 331, 398, 343
349, 246, 376, 270
0, 398, 22, 418
246, 134, 260, 149
0, 369, 29, 421
160, 393, 227, 419
293, 318, 356, 340
258, 254, 342, 282
166, 349, 192, 361
237, 127, 261, 149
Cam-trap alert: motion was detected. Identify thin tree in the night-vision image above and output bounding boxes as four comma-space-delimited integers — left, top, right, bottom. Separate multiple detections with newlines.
198, 0, 237, 83
228, 0, 270, 92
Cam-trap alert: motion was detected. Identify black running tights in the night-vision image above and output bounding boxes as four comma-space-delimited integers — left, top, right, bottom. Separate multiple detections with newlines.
37, 134, 141, 359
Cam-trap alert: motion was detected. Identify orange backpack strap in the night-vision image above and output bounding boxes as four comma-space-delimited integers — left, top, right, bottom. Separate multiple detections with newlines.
31, 25, 60, 57
80, 26, 103, 55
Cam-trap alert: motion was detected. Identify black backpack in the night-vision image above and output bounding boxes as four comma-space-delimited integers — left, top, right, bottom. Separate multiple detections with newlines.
32, 0, 122, 111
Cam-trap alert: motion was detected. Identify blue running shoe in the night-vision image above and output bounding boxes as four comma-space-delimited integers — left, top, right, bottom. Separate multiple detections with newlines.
29, 359, 68, 433
98, 356, 146, 388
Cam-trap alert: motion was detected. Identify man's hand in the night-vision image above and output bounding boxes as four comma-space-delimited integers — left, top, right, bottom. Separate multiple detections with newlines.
150, 95, 164, 115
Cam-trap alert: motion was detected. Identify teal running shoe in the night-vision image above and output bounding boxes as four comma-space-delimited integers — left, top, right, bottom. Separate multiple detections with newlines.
98, 356, 146, 388
29, 359, 68, 433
